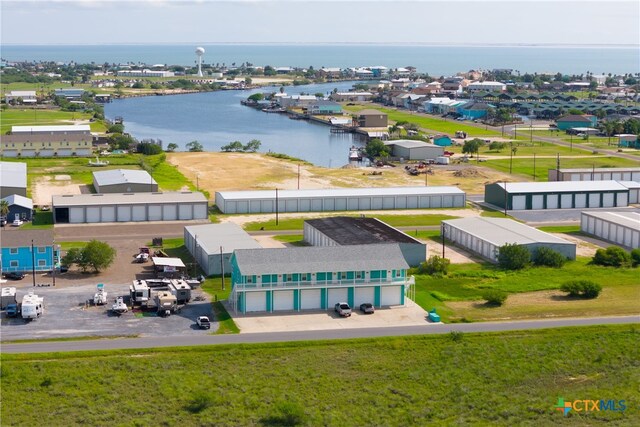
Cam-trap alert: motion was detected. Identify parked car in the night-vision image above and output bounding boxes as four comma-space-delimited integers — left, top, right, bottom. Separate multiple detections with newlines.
334, 302, 352, 317
3, 272, 25, 280
359, 303, 375, 314
196, 316, 211, 329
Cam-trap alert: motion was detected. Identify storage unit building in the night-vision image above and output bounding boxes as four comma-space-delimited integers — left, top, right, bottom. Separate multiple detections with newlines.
184, 223, 262, 276
484, 181, 630, 210
620, 181, 640, 204
580, 211, 640, 249
442, 217, 577, 261
215, 186, 466, 214
548, 167, 640, 182
230, 244, 413, 314
93, 169, 158, 193
0, 161, 27, 198
52, 192, 208, 223
303, 216, 426, 267
383, 140, 444, 160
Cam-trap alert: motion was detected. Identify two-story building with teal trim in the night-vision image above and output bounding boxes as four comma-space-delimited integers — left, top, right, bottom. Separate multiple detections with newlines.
555, 114, 597, 131
1, 229, 56, 273
230, 244, 413, 314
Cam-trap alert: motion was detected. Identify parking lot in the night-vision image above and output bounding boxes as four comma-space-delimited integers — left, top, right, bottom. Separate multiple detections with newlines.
0, 282, 215, 340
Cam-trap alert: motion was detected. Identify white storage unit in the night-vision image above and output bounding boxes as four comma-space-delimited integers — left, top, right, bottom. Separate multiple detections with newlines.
215, 186, 466, 214
581, 211, 640, 249
300, 289, 322, 310
354, 287, 375, 307
620, 181, 640, 204
245, 292, 267, 312
273, 290, 294, 311
52, 192, 208, 223
327, 288, 349, 307
381, 286, 402, 306
549, 167, 640, 183
512, 195, 526, 210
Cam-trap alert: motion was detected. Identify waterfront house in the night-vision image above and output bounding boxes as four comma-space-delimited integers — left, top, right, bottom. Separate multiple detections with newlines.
278, 95, 317, 108
555, 114, 597, 130
330, 92, 374, 102
357, 110, 388, 128
1, 229, 56, 273
230, 244, 413, 314
467, 81, 507, 93
1, 125, 93, 158
1, 194, 33, 222
306, 100, 343, 115
53, 88, 86, 99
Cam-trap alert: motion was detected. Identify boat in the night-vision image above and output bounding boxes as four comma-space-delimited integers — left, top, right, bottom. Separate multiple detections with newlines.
88, 156, 109, 167
349, 146, 363, 161
94, 284, 108, 305
111, 296, 128, 315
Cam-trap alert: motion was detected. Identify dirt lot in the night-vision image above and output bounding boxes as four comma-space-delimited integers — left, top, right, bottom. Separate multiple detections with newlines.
167, 152, 513, 195
32, 175, 85, 206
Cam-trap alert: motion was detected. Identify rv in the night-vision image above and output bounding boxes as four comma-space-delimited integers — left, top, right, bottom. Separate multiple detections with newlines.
169, 280, 192, 304
21, 292, 44, 320
1, 287, 17, 309
129, 280, 151, 305
154, 291, 177, 316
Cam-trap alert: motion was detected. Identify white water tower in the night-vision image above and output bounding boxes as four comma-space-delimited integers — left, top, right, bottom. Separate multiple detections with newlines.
195, 46, 205, 77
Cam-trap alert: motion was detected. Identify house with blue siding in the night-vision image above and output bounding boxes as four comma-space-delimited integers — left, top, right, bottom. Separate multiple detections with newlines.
1, 194, 33, 222
230, 244, 413, 314
433, 135, 452, 147
457, 101, 493, 120
556, 114, 597, 131
1, 229, 56, 273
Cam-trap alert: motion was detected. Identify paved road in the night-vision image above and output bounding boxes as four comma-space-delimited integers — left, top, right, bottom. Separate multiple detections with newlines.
3, 315, 637, 354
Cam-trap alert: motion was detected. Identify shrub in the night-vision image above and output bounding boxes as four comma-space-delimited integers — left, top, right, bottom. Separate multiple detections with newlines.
630, 248, 640, 267
261, 402, 307, 426
592, 246, 631, 267
560, 280, 602, 299
185, 392, 212, 414
497, 243, 530, 270
418, 255, 450, 276
482, 289, 508, 306
532, 247, 567, 268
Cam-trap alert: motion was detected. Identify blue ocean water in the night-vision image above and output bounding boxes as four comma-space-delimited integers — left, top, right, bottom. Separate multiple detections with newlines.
3, 44, 638, 76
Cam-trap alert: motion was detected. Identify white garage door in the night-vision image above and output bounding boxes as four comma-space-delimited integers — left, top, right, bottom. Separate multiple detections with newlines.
359, 198, 371, 210
57, 149, 72, 156
286, 200, 298, 212
327, 288, 349, 308
602, 193, 614, 207
512, 195, 526, 210
427, 196, 440, 208
334, 198, 347, 211
371, 197, 383, 209
311, 199, 323, 211
574, 194, 587, 208
617, 193, 628, 207
178, 204, 192, 220
148, 205, 162, 221
244, 292, 266, 312
348, 198, 359, 210
299, 199, 311, 212
354, 287, 375, 307
39, 149, 55, 157
407, 196, 418, 209
442, 195, 453, 208
117, 206, 131, 222
69, 207, 84, 223
101, 206, 116, 222
86, 207, 101, 223
381, 286, 402, 306
588, 193, 600, 207
560, 194, 573, 209
570, 174, 580, 181
546, 195, 558, 209
300, 289, 321, 310
193, 204, 207, 219
273, 290, 294, 311
163, 204, 177, 220
261, 200, 274, 213
383, 197, 395, 209
237, 201, 248, 214
132, 205, 146, 221
532, 195, 544, 209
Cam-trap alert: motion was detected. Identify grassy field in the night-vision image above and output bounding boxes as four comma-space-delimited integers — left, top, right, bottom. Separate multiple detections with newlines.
1, 325, 638, 426
413, 257, 640, 322
0, 108, 107, 133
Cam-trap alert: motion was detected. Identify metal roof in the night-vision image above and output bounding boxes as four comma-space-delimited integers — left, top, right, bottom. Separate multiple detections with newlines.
494, 180, 628, 194
233, 244, 409, 276
93, 169, 157, 187
384, 140, 443, 149
11, 125, 91, 133
217, 186, 465, 201
1, 194, 33, 210
555, 167, 640, 174
0, 161, 27, 189
305, 217, 421, 245
619, 181, 640, 189
151, 257, 186, 268
52, 192, 207, 207
184, 223, 261, 255
443, 217, 574, 246
581, 211, 640, 229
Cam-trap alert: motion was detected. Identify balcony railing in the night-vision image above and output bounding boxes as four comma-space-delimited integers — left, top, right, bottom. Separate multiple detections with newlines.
233, 276, 414, 291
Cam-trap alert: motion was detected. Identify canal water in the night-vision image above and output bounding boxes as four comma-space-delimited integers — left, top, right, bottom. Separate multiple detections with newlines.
104, 81, 366, 167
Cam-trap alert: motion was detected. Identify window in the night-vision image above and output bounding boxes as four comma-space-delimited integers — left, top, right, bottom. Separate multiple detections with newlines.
10, 261, 19, 268
10, 248, 18, 254
286, 274, 293, 282
38, 247, 46, 253
246, 276, 253, 284
340, 272, 347, 280
356, 271, 364, 279
38, 260, 46, 267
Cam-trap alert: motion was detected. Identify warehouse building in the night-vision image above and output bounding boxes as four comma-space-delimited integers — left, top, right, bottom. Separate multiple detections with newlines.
230, 244, 413, 314
184, 223, 261, 276
442, 217, 577, 261
384, 140, 444, 160
484, 181, 630, 210
215, 186, 466, 214
548, 167, 640, 182
52, 192, 208, 223
93, 169, 158, 193
580, 211, 640, 249
0, 161, 27, 198
303, 216, 426, 267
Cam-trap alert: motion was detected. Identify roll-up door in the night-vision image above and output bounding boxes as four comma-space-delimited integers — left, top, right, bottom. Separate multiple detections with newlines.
354, 287, 375, 307
371, 197, 383, 209
602, 193, 614, 207
588, 193, 600, 207
512, 195, 526, 210
245, 292, 266, 312
286, 199, 298, 212
163, 204, 177, 220
395, 197, 407, 209
148, 205, 162, 220
69, 207, 84, 223
101, 206, 116, 222
531, 195, 544, 209
86, 207, 101, 223
132, 205, 146, 221
574, 194, 587, 208
273, 290, 294, 311
616, 193, 628, 207
311, 199, 323, 211
299, 199, 311, 212
546, 194, 558, 209
327, 288, 349, 307
57, 149, 72, 157
407, 196, 418, 208
560, 194, 573, 209
348, 198, 359, 210
250, 201, 261, 213
334, 198, 347, 211
359, 198, 371, 210
381, 286, 402, 306
442, 195, 453, 208
193, 204, 207, 219
178, 204, 192, 220
383, 197, 395, 209
237, 201, 248, 214
300, 289, 321, 310
117, 206, 132, 222
261, 200, 274, 213
324, 198, 335, 211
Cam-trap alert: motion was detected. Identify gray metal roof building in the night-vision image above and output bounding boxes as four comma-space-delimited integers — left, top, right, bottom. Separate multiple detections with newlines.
485, 180, 630, 210
215, 186, 466, 214
0, 161, 27, 198
383, 140, 445, 160
581, 211, 640, 249
52, 192, 208, 223
303, 216, 426, 266
548, 167, 640, 182
184, 223, 262, 275
442, 217, 577, 261
93, 169, 158, 193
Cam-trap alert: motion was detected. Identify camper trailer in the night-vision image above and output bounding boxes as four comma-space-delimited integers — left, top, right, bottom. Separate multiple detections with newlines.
129, 280, 151, 305
21, 292, 44, 320
154, 291, 177, 317
1, 287, 17, 309
169, 280, 192, 304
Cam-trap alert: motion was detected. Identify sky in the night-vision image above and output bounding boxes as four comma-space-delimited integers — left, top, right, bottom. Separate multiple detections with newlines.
1, 0, 639, 46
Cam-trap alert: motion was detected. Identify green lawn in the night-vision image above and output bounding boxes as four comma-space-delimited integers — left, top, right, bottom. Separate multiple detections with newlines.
2, 325, 638, 426
0, 108, 105, 134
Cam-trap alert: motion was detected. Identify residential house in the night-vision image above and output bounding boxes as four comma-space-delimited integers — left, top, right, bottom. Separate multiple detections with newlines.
617, 134, 639, 149
306, 100, 343, 115
330, 92, 374, 102
555, 114, 597, 130
391, 78, 411, 89
457, 101, 493, 120
0, 194, 33, 222
467, 81, 507, 93
278, 95, 318, 108
1, 229, 56, 273
357, 110, 388, 128
318, 67, 342, 78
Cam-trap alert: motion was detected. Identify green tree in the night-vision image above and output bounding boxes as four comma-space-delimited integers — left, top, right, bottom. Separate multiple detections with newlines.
630, 248, 640, 267
186, 140, 204, 152
221, 141, 244, 152
365, 138, 390, 158
248, 93, 264, 102
61, 247, 82, 269
488, 141, 506, 151
264, 66, 276, 76
532, 247, 567, 268
462, 138, 483, 156
166, 143, 178, 152
107, 123, 125, 134
417, 256, 450, 276
62, 241, 116, 273
592, 246, 631, 267
244, 77, 252, 85
497, 243, 531, 270
0, 200, 9, 219
560, 280, 602, 299
482, 289, 508, 306
132, 81, 145, 89
244, 139, 261, 152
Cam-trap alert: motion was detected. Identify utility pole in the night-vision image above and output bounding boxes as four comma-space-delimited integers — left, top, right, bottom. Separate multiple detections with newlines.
31, 240, 36, 287
509, 141, 513, 174
220, 246, 225, 290
52, 239, 56, 287
275, 188, 279, 226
